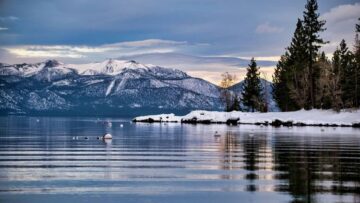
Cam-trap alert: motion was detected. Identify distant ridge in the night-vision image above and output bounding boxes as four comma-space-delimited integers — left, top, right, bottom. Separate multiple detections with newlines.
0, 59, 276, 116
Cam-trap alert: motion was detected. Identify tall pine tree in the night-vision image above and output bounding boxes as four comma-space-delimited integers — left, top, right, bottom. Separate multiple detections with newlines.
354, 18, 360, 107
287, 19, 310, 109
330, 48, 343, 111
316, 52, 333, 109
273, 53, 294, 111
303, 0, 327, 108
242, 58, 264, 112
273, 19, 307, 111
338, 40, 355, 108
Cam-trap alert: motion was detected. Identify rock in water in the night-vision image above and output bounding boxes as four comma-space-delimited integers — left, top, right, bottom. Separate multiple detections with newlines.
103, 133, 112, 139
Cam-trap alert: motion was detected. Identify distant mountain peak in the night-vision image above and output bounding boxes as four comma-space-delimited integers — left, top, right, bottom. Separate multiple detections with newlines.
44, 59, 63, 67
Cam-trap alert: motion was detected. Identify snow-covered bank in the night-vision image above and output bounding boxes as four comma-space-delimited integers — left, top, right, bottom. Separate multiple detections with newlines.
133, 109, 360, 127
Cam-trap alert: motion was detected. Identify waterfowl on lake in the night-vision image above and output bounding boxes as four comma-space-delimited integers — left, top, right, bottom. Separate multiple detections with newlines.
103, 133, 112, 139
97, 134, 112, 140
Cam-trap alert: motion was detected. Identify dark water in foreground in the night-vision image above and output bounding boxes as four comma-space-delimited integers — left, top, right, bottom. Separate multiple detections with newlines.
0, 117, 359, 203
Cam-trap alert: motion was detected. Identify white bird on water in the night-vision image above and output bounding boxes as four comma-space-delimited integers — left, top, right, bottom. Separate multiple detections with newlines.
103, 133, 112, 139
98, 133, 112, 140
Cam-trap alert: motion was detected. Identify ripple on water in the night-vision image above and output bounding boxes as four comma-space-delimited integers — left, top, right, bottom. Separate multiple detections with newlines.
0, 117, 359, 203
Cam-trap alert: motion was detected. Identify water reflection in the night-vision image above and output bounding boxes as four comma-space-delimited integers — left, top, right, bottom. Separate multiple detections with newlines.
273, 135, 360, 203
0, 117, 359, 203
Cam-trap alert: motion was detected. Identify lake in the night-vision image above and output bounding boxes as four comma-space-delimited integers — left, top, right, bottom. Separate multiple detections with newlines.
0, 116, 359, 203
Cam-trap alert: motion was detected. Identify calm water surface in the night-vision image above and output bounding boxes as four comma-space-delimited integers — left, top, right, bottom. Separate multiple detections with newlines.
0, 116, 359, 203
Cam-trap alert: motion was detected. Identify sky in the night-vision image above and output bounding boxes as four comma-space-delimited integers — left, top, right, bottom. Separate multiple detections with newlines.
0, 0, 359, 84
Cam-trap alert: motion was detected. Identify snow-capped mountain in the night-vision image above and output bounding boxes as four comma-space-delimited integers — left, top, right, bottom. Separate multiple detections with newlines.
0, 59, 223, 116
0, 59, 277, 116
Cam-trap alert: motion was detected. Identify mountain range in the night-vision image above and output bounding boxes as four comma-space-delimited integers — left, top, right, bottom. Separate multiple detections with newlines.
0, 59, 277, 116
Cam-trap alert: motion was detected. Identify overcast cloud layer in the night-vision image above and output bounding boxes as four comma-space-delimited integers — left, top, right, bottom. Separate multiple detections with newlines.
0, 0, 359, 83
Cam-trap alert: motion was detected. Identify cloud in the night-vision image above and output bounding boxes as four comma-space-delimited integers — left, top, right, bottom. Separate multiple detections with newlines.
6, 47, 84, 58
0, 27, 9, 31
0, 16, 19, 21
2, 39, 207, 62
238, 56, 280, 62
321, 3, 360, 53
256, 22, 284, 34
321, 3, 360, 25
108, 39, 188, 48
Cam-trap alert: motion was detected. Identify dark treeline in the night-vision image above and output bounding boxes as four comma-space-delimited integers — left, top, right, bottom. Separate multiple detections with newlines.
273, 0, 360, 111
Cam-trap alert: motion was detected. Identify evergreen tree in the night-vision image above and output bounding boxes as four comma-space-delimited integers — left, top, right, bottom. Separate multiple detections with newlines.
230, 96, 241, 111
330, 49, 343, 111
316, 52, 333, 109
354, 18, 360, 107
287, 19, 310, 109
242, 58, 264, 112
272, 19, 308, 111
302, 0, 327, 108
338, 40, 355, 108
273, 53, 294, 111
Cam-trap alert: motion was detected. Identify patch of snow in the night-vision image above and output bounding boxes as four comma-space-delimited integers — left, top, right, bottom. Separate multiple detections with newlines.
105, 80, 116, 96
150, 79, 169, 88
84, 79, 104, 86
21, 63, 46, 76
53, 79, 71, 86
116, 77, 128, 91
131, 103, 141, 108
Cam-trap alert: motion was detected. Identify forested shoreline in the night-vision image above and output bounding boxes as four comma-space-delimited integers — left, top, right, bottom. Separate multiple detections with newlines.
223, 0, 360, 113
272, 0, 360, 111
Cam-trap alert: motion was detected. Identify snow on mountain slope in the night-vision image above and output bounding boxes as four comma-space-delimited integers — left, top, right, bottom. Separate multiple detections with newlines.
106, 80, 116, 96
164, 78, 220, 98
0, 60, 69, 78
68, 59, 152, 75
0, 62, 45, 77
